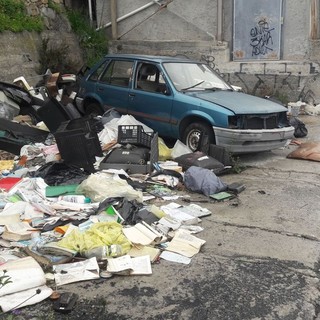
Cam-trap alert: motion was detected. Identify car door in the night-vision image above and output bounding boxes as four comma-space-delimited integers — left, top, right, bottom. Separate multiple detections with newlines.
127, 62, 174, 137
96, 59, 134, 113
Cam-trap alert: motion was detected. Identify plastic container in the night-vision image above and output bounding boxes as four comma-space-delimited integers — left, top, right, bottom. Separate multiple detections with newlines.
58, 195, 91, 203
83, 244, 122, 260
54, 119, 103, 172
117, 125, 153, 147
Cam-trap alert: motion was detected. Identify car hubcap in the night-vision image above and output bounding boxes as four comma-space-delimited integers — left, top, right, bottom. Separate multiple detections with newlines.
187, 129, 201, 151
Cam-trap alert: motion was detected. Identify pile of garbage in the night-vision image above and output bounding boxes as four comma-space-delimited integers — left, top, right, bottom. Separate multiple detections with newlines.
0, 72, 248, 315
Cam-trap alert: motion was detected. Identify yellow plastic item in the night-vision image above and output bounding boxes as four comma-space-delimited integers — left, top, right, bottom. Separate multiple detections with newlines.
54, 225, 69, 235
57, 221, 131, 255
158, 137, 172, 161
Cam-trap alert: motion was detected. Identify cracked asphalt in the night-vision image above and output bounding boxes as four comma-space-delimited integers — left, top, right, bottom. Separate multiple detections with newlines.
5, 115, 320, 320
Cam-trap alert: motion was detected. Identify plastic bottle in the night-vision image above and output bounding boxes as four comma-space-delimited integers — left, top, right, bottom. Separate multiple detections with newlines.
146, 204, 166, 219
83, 244, 122, 260
58, 195, 91, 203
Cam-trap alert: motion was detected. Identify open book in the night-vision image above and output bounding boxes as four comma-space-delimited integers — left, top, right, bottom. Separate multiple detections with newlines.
165, 229, 206, 258
128, 245, 161, 263
122, 222, 165, 246
107, 255, 152, 275
2, 221, 37, 241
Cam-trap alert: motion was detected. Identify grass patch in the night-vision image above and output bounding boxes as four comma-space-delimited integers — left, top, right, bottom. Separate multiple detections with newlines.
67, 9, 108, 67
0, 0, 43, 32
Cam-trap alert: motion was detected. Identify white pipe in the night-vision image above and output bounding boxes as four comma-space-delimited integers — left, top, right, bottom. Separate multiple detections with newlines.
88, 0, 93, 24
96, 0, 161, 31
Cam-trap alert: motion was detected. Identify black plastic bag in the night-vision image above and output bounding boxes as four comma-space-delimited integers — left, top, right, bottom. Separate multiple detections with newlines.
289, 117, 308, 138
32, 161, 89, 186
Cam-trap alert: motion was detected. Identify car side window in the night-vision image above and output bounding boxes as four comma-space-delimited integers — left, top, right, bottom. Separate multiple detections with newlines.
88, 59, 110, 82
100, 60, 134, 87
135, 63, 167, 94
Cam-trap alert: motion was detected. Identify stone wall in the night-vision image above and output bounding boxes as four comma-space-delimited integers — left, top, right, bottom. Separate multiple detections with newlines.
0, 2, 83, 86
24, 0, 64, 16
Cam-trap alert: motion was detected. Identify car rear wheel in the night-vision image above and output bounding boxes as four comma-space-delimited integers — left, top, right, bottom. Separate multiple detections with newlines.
182, 122, 214, 152
85, 102, 103, 117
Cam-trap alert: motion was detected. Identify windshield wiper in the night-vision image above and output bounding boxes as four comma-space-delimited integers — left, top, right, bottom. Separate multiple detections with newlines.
181, 80, 204, 91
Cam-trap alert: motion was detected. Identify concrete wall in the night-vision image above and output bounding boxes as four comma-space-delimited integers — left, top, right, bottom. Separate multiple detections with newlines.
97, 0, 217, 41
98, 0, 320, 103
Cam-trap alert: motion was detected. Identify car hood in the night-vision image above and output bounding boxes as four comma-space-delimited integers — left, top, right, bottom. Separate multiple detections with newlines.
188, 90, 287, 114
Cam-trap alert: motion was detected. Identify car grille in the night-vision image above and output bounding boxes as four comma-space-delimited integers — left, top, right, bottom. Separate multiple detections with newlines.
243, 113, 279, 129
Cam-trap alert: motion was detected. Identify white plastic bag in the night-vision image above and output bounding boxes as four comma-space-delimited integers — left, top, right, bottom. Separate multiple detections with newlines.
171, 140, 192, 159
76, 172, 143, 203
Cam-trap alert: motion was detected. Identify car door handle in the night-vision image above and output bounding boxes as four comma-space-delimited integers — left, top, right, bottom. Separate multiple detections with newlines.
129, 93, 135, 97
97, 86, 104, 92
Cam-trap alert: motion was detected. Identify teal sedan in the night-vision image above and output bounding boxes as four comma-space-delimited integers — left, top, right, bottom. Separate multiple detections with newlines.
75, 54, 294, 153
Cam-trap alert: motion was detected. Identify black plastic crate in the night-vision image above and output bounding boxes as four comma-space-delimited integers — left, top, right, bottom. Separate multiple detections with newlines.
54, 119, 103, 172
65, 116, 104, 133
100, 133, 158, 174
117, 125, 153, 148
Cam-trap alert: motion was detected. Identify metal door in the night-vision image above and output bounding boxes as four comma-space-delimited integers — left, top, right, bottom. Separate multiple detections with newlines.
233, 0, 282, 61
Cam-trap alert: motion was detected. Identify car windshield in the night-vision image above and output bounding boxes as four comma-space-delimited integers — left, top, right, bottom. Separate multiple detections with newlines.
163, 62, 232, 92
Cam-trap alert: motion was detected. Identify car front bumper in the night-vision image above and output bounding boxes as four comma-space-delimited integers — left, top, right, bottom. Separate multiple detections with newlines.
213, 125, 295, 154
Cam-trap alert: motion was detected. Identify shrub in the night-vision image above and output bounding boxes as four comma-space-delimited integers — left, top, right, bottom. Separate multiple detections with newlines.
66, 9, 108, 67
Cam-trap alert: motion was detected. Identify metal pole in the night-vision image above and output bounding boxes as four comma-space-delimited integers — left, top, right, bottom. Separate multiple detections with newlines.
310, 0, 318, 39
111, 0, 118, 40
217, 0, 223, 41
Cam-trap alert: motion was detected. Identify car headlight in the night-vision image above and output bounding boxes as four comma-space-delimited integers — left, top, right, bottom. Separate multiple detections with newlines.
228, 115, 239, 129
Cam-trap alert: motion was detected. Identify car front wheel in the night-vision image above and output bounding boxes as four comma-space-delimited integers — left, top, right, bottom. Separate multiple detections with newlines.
85, 102, 103, 117
182, 122, 214, 152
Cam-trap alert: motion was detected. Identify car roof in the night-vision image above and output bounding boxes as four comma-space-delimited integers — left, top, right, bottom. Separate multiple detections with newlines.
103, 53, 200, 64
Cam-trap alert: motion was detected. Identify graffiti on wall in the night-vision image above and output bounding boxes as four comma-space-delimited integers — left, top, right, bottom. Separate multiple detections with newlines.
250, 19, 275, 57
200, 55, 221, 75
233, 0, 282, 60
203, 55, 318, 103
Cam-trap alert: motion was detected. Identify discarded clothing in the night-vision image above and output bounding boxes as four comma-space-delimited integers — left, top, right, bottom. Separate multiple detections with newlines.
184, 166, 227, 196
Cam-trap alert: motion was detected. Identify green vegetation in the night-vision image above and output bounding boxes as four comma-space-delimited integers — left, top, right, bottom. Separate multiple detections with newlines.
67, 9, 108, 67
0, 0, 43, 32
47, 0, 62, 14
38, 38, 75, 75
230, 155, 246, 174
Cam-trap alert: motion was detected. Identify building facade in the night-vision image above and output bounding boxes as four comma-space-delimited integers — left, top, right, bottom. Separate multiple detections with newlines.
85, 0, 320, 104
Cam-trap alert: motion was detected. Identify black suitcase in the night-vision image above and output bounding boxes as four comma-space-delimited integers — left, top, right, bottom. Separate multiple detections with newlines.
104, 145, 150, 165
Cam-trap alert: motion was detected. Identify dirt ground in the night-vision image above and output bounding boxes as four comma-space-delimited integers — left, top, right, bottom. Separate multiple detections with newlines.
1, 115, 320, 320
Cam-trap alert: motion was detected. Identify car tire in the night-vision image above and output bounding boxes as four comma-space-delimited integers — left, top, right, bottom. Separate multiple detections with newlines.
182, 122, 214, 152
85, 102, 103, 117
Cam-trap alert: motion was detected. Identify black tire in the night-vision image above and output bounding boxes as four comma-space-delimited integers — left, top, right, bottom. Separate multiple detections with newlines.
182, 122, 214, 152
85, 102, 103, 117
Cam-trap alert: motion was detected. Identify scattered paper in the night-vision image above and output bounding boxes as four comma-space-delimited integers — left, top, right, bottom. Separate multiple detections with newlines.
128, 245, 161, 262
107, 255, 152, 275
0, 257, 46, 297
107, 255, 133, 273
122, 222, 163, 246
160, 251, 191, 264
53, 257, 100, 286
0, 285, 53, 312
165, 229, 206, 258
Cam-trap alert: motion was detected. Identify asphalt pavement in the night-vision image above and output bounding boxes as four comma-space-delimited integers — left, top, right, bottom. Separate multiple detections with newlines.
10, 114, 320, 320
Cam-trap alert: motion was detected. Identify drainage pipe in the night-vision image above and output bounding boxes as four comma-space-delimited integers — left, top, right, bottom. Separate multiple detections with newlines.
96, 0, 161, 31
